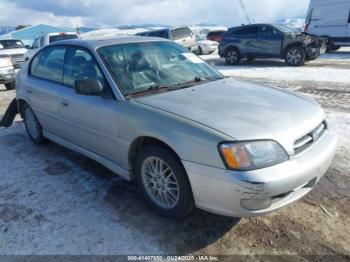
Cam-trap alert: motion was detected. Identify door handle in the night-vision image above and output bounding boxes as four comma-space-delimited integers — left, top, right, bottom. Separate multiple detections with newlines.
26, 89, 32, 94
61, 100, 69, 107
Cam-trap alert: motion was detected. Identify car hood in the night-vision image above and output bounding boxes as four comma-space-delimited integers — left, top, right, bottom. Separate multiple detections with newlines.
0, 48, 27, 55
135, 78, 325, 154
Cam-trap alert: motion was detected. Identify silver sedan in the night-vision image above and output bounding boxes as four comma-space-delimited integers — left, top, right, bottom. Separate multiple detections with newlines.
13, 37, 337, 218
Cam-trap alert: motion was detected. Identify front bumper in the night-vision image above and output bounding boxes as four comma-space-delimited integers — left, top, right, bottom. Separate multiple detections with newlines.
183, 130, 337, 217
0, 66, 16, 84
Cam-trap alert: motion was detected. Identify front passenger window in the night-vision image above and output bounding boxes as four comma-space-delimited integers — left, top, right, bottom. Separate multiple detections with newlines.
63, 47, 104, 87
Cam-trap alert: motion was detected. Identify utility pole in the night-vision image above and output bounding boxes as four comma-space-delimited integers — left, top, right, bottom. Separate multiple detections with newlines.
238, 0, 252, 24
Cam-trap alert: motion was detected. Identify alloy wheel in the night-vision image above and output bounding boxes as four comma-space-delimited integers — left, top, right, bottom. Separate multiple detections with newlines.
141, 156, 180, 209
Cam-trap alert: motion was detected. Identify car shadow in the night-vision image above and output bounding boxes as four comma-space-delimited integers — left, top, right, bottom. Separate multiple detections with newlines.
104, 179, 240, 254
42, 141, 241, 254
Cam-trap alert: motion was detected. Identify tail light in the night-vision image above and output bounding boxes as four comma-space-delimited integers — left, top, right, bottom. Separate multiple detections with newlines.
304, 24, 309, 33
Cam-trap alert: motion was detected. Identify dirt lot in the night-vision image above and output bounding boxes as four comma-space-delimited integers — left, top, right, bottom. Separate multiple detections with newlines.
0, 48, 349, 259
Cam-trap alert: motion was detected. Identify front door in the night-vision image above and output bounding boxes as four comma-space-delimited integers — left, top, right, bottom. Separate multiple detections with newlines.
56, 47, 125, 166
255, 25, 283, 56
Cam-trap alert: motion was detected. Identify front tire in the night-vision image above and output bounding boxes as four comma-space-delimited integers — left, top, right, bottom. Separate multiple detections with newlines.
23, 104, 46, 144
285, 46, 306, 66
225, 47, 241, 65
135, 146, 194, 219
5, 81, 15, 90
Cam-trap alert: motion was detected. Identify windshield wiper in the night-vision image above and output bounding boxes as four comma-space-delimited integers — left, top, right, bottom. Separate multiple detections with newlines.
125, 84, 170, 98
171, 76, 223, 89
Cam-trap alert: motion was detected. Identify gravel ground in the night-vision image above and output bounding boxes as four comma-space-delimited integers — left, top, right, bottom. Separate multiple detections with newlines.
0, 48, 349, 259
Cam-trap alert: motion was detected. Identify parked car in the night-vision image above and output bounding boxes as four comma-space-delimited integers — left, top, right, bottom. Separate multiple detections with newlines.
305, 0, 350, 52
25, 32, 79, 60
4, 37, 337, 218
136, 27, 198, 52
219, 24, 326, 66
0, 39, 27, 70
207, 30, 227, 42
195, 35, 218, 55
0, 57, 15, 90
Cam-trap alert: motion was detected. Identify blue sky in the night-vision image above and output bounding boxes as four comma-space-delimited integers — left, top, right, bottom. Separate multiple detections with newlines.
0, 0, 310, 27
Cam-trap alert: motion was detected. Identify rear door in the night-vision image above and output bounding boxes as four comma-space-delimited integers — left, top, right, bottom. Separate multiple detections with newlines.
57, 46, 124, 165
26, 46, 66, 134
255, 25, 283, 56
231, 26, 258, 54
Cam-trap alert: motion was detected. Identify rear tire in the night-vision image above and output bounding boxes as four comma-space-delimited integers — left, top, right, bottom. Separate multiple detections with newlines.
23, 104, 46, 144
5, 81, 15, 90
285, 46, 306, 66
225, 47, 241, 65
135, 145, 194, 219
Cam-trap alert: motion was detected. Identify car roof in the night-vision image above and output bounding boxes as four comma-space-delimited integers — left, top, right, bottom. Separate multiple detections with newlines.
49, 35, 171, 49
137, 26, 191, 34
228, 23, 274, 30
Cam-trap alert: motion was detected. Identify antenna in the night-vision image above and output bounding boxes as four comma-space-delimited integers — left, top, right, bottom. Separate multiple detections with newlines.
237, 0, 252, 24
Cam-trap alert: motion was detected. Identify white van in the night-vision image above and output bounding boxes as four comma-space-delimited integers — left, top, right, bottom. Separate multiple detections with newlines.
305, 0, 350, 51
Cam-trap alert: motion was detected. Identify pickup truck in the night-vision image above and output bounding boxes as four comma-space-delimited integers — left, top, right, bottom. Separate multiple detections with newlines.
219, 24, 326, 66
0, 58, 15, 90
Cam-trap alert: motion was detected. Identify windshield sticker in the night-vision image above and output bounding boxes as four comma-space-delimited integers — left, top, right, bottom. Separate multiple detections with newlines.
182, 53, 205, 64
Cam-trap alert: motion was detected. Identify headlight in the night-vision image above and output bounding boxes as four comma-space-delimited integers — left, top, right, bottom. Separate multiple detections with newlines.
218, 140, 288, 171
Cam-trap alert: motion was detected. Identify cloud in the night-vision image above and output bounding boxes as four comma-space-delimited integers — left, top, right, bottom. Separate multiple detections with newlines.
0, 0, 310, 28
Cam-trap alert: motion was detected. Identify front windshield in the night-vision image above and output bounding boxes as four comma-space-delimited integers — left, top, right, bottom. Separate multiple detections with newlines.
98, 41, 223, 97
0, 40, 25, 49
274, 24, 298, 33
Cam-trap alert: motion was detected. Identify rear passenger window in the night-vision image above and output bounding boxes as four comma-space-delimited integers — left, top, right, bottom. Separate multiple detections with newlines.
232, 27, 257, 36
30, 47, 66, 83
149, 30, 169, 39
63, 47, 104, 87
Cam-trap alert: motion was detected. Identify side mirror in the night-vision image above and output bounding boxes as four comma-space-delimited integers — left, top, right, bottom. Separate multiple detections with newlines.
74, 79, 103, 96
25, 45, 31, 49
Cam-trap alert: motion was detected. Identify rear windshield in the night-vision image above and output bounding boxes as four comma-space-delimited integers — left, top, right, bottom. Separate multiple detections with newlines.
0, 40, 25, 49
49, 34, 78, 43
273, 24, 298, 33
170, 27, 193, 40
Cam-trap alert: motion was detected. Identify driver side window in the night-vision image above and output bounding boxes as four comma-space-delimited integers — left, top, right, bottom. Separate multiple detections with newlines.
63, 47, 104, 87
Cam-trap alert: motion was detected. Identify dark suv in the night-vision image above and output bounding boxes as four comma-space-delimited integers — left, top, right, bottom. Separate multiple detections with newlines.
219, 24, 326, 66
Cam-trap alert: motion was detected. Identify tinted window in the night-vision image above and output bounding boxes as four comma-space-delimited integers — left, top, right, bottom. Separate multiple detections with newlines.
63, 47, 104, 87
49, 34, 78, 44
232, 26, 257, 36
170, 27, 193, 40
30, 47, 66, 83
0, 40, 25, 49
257, 26, 281, 38
149, 30, 169, 39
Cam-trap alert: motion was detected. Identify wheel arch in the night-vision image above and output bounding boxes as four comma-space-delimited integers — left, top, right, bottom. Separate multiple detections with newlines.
283, 42, 305, 56
223, 44, 240, 56
128, 136, 184, 181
